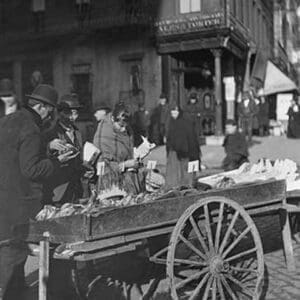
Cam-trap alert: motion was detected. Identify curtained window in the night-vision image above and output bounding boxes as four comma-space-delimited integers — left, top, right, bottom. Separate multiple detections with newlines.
180, 0, 201, 14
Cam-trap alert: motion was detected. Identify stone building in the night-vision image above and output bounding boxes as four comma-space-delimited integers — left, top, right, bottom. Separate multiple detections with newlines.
0, 0, 297, 135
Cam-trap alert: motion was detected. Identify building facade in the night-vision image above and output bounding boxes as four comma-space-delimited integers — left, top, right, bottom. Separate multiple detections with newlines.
0, 0, 297, 135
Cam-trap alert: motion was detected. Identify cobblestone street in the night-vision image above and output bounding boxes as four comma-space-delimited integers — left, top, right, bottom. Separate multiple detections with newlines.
264, 242, 300, 300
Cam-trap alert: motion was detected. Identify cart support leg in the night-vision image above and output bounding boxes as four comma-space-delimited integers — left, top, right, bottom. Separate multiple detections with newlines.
39, 232, 50, 300
280, 209, 296, 272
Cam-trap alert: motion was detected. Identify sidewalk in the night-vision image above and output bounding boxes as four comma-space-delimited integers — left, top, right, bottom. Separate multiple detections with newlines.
148, 135, 300, 171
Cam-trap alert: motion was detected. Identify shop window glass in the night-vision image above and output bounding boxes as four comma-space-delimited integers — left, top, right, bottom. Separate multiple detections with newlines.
180, 0, 201, 13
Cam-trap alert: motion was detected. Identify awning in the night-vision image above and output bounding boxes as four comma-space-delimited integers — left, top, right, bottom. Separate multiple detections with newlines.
263, 61, 298, 95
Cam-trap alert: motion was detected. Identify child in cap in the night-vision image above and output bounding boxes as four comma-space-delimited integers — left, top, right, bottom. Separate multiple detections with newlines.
222, 120, 249, 171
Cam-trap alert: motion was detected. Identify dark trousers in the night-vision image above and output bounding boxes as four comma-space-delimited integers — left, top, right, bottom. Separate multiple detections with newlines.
240, 118, 253, 142
0, 242, 28, 300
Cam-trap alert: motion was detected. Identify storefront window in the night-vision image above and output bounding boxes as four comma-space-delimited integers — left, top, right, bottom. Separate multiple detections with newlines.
180, 0, 201, 14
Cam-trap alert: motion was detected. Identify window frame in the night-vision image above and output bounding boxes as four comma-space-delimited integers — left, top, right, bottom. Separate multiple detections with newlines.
179, 0, 202, 15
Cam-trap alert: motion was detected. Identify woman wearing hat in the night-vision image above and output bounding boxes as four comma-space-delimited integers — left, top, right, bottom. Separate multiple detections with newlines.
95, 102, 143, 195
165, 104, 200, 190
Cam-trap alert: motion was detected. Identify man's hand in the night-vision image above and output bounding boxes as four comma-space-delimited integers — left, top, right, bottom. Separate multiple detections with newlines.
49, 139, 68, 152
83, 164, 95, 179
57, 151, 80, 163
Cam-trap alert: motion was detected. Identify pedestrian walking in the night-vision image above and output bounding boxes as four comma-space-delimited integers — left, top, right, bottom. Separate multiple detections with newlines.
257, 96, 269, 136
149, 93, 169, 145
183, 92, 202, 139
238, 91, 258, 143
0, 84, 74, 300
287, 98, 300, 138
165, 104, 200, 190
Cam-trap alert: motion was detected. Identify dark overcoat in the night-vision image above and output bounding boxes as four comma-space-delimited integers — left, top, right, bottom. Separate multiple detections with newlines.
0, 107, 56, 240
42, 121, 83, 205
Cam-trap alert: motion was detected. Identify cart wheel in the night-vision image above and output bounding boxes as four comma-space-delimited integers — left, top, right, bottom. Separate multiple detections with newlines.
167, 196, 264, 300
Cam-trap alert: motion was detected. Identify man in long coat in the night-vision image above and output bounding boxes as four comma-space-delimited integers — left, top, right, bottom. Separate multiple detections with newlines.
0, 84, 72, 299
43, 94, 85, 205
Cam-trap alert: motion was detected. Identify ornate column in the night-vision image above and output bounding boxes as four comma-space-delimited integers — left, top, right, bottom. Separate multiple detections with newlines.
212, 49, 223, 136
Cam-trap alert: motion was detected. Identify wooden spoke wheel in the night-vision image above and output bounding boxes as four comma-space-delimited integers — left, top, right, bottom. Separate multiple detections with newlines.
167, 197, 264, 300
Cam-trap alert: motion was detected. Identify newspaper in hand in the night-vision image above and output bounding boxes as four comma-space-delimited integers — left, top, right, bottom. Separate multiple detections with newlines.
83, 142, 100, 165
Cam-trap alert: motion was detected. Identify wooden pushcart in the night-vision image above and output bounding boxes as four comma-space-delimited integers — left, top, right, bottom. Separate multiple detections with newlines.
15, 179, 296, 300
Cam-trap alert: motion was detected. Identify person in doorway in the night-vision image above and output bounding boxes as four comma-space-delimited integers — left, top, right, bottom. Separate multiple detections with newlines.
222, 120, 249, 171
183, 92, 202, 139
149, 93, 169, 145
132, 103, 150, 147
0, 84, 74, 300
257, 95, 269, 136
165, 104, 200, 190
0, 78, 19, 116
43, 94, 89, 205
95, 102, 144, 195
238, 91, 258, 143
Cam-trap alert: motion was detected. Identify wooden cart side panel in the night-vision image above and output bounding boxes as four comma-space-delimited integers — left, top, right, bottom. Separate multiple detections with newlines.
90, 180, 286, 241
14, 214, 91, 244
14, 180, 286, 244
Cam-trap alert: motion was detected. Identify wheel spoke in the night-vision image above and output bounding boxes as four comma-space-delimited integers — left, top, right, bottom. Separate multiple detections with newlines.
231, 266, 258, 274
179, 234, 207, 260
214, 202, 224, 252
202, 275, 214, 300
220, 274, 238, 300
204, 204, 215, 253
216, 277, 226, 300
224, 274, 254, 298
218, 211, 239, 255
188, 273, 210, 300
222, 227, 251, 259
211, 277, 217, 300
174, 258, 207, 267
175, 267, 210, 290
189, 216, 209, 255
225, 247, 257, 263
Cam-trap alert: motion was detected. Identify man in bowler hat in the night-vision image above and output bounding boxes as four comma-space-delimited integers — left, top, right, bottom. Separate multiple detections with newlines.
43, 93, 90, 205
0, 84, 75, 299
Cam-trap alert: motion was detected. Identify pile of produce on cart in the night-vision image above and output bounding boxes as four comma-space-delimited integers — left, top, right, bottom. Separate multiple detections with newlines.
198, 158, 299, 190
36, 158, 299, 221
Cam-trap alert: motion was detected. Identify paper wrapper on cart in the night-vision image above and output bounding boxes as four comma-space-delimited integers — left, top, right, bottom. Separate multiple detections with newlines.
83, 142, 100, 166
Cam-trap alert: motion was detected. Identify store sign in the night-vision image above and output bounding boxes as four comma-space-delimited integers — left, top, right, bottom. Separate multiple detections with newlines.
156, 12, 224, 36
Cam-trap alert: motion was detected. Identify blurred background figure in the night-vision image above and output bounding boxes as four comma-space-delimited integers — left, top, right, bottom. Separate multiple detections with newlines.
287, 96, 300, 138
132, 102, 150, 147
257, 94, 269, 136
0, 78, 19, 116
149, 93, 169, 146
165, 104, 200, 190
183, 92, 202, 140
93, 101, 112, 149
222, 119, 249, 171
238, 91, 258, 143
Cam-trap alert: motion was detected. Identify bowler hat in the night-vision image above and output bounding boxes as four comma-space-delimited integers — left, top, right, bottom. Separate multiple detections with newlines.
26, 84, 58, 107
93, 101, 112, 113
159, 93, 167, 99
58, 94, 82, 111
0, 78, 14, 97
